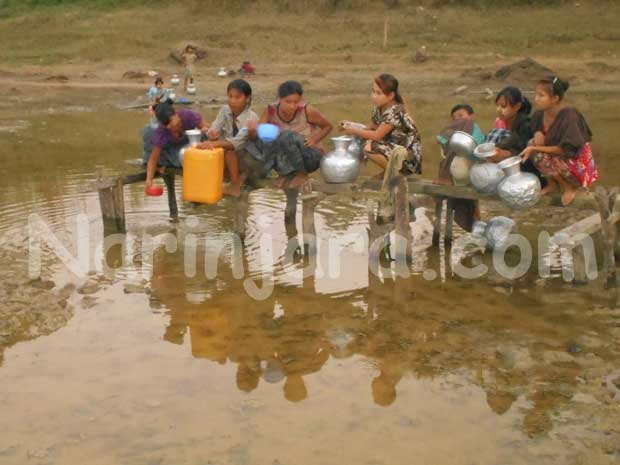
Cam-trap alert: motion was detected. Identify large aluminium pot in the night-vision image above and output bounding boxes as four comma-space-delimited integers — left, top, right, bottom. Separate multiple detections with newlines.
496, 156, 541, 209
320, 136, 361, 183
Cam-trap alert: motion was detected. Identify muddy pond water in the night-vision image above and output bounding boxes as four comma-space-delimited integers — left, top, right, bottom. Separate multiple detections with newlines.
0, 94, 619, 464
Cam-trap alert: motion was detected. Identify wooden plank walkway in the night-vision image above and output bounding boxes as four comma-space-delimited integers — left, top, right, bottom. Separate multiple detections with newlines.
95, 162, 620, 287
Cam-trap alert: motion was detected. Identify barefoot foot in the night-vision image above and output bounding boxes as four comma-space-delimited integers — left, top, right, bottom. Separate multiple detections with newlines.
561, 187, 578, 206
223, 182, 242, 198
540, 180, 559, 196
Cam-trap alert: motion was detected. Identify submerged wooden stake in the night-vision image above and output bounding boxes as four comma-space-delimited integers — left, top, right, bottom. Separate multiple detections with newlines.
432, 198, 444, 247
97, 177, 126, 234
301, 180, 323, 256
392, 175, 412, 263
162, 172, 178, 221
571, 240, 589, 285
234, 187, 250, 243
595, 186, 619, 288
284, 188, 299, 239
445, 200, 454, 245
616, 217, 620, 261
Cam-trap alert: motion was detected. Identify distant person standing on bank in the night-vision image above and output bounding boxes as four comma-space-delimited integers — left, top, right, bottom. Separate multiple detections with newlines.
182, 45, 197, 91
147, 77, 165, 127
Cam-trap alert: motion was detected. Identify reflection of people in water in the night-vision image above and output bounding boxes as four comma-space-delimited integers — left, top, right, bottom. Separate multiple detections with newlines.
236, 360, 261, 393
485, 390, 516, 415
284, 374, 307, 402
151, 242, 332, 401
279, 345, 329, 403
371, 367, 402, 407
150, 237, 413, 405
162, 302, 188, 345
146, 221, 589, 438
187, 306, 232, 364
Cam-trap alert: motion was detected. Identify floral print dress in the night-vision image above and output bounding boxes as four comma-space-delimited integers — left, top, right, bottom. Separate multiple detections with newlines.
370, 103, 423, 174
531, 108, 598, 188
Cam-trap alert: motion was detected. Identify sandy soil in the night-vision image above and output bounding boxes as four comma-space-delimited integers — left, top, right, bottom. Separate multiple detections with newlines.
1, 53, 618, 114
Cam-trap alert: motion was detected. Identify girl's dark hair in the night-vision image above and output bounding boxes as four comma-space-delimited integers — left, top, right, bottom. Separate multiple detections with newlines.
374, 74, 403, 104
154, 77, 163, 86
278, 80, 303, 98
538, 76, 570, 100
227, 79, 252, 107
450, 103, 474, 116
495, 86, 532, 115
154, 101, 175, 125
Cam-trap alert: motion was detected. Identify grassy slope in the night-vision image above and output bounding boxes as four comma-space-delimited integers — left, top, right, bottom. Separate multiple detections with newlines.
0, 0, 619, 67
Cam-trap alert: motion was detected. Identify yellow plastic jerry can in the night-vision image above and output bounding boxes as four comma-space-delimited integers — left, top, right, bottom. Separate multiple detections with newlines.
182, 147, 225, 204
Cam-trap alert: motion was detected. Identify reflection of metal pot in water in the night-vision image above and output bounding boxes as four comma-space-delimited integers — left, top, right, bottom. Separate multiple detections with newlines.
326, 328, 356, 358
497, 156, 541, 209
320, 136, 362, 183
485, 216, 516, 250
261, 359, 285, 384
471, 220, 487, 238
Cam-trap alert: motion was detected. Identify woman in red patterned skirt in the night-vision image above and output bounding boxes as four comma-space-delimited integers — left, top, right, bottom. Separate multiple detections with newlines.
519, 76, 598, 206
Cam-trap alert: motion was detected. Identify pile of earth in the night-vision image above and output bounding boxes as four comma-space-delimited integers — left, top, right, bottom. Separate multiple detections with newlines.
494, 57, 555, 82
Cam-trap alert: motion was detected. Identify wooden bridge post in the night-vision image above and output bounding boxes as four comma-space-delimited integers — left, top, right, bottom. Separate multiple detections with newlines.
284, 188, 299, 239
300, 181, 323, 256
367, 200, 394, 276
162, 171, 178, 221
595, 186, 619, 288
616, 218, 620, 262
392, 174, 413, 263
97, 177, 126, 234
571, 239, 589, 285
234, 187, 250, 243
445, 200, 454, 245
432, 197, 444, 246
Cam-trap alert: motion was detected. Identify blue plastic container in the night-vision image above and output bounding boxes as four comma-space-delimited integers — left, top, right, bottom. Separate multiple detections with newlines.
257, 123, 280, 143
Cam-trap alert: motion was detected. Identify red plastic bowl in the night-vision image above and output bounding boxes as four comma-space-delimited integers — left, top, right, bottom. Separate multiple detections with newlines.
145, 185, 164, 196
